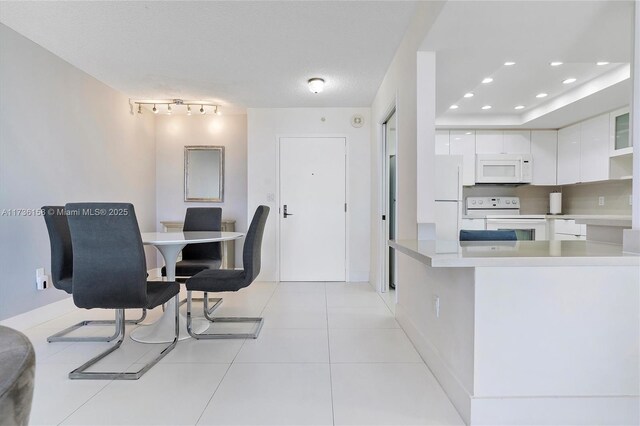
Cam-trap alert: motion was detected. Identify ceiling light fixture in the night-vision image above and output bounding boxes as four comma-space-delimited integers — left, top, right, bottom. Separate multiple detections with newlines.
482, 77, 493, 84
536, 93, 548, 98
308, 78, 325, 93
450, 105, 459, 110
550, 61, 563, 67
465, 132, 472, 135
562, 78, 577, 84
504, 61, 516, 66
514, 105, 525, 110
596, 61, 610, 66
463, 92, 474, 98
481, 105, 492, 110
132, 99, 220, 116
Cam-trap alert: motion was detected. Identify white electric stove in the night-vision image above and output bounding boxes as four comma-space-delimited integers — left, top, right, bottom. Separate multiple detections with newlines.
465, 197, 547, 240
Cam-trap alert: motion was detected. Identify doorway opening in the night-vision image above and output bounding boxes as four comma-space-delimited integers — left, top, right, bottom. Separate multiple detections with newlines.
382, 110, 397, 299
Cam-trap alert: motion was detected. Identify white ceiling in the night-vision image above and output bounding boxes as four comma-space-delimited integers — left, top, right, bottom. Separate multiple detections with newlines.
0, 1, 417, 113
422, 0, 634, 129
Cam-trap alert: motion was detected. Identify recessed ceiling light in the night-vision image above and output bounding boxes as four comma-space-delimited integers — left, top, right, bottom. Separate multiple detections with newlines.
449, 105, 459, 110
504, 61, 516, 66
514, 105, 525, 110
465, 132, 472, 135
482, 77, 493, 84
536, 93, 548, 98
562, 78, 577, 84
596, 61, 610, 66
550, 61, 563, 67
463, 92, 474, 98
481, 105, 492, 110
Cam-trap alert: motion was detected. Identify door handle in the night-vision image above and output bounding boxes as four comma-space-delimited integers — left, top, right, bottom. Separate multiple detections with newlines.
283, 205, 294, 218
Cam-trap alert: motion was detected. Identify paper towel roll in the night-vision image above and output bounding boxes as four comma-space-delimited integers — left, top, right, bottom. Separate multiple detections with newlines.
549, 192, 562, 214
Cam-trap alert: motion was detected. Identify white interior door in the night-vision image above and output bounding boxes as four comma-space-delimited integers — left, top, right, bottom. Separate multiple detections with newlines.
279, 137, 346, 281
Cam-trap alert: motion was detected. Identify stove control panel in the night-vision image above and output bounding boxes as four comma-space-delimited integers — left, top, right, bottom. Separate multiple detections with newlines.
466, 197, 520, 209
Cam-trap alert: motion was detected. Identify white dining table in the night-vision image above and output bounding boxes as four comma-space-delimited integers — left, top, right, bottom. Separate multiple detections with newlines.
131, 231, 244, 344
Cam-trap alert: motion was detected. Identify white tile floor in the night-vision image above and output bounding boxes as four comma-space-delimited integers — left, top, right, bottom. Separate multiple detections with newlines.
23, 281, 463, 426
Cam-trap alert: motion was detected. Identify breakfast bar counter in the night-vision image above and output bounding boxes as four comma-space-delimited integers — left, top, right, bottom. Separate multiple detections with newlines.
389, 239, 639, 425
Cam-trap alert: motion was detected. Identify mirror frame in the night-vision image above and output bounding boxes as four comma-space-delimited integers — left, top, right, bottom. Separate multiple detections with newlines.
184, 145, 225, 202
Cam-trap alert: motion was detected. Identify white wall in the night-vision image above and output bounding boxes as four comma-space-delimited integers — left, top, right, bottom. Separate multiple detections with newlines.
247, 108, 371, 282
155, 114, 248, 264
0, 24, 157, 320
369, 2, 445, 290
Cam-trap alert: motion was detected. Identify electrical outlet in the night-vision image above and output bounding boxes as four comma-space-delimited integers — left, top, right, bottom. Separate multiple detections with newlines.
433, 295, 440, 318
36, 267, 48, 290
598, 196, 605, 206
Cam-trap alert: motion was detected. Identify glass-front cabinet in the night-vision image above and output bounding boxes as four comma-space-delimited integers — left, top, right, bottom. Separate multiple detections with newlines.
610, 107, 631, 156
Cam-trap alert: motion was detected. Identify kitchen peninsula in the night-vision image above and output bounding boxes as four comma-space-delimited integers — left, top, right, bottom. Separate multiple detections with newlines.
389, 239, 639, 425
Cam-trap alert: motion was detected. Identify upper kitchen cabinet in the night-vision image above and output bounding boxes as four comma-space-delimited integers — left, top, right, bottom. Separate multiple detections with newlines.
530, 130, 557, 185
449, 130, 476, 186
476, 130, 530, 154
579, 114, 610, 183
435, 130, 450, 155
610, 107, 631, 156
557, 123, 581, 185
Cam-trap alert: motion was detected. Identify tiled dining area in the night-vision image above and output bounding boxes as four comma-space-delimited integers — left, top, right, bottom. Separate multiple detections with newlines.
22, 280, 463, 425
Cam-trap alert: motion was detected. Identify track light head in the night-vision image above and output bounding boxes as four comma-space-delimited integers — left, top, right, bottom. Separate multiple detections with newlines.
137, 104, 142, 114
167, 104, 172, 115
187, 105, 192, 115
200, 105, 205, 114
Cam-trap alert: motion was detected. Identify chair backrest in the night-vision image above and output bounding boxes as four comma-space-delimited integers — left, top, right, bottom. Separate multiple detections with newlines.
242, 206, 270, 284
182, 208, 222, 261
65, 203, 147, 309
459, 229, 517, 241
41, 206, 73, 292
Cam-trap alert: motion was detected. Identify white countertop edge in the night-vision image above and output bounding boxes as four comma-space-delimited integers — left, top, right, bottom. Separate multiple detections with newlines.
389, 240, 640, 268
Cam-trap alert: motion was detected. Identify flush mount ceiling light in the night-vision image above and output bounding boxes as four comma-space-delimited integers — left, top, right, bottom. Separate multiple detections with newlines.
514, 105, 525, 110
308, 78, 325, 93
449, 104, 459, 110
463, 92, 474, 98
481, 105, 492, 110
482, 77, 493, 84
596, 61, 610, 66
132, 99, 221, 116
550, 61, 563, 67
536, 93, 548, 98
504, 61, 516, 66
562, 78, 577, 84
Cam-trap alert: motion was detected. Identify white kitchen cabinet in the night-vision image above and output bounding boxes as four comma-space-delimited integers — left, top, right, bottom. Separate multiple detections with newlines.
530, 130, 557, 185
476, 130, 503, 154
476, 130, 530, 154
610, 107, 631, 156
435, 130, 450, 155
557, 123, 581, 185
461, 218, 485, 230
580, 114, 609, 183
550, 219, 587, 241
503, 130, 531, 154
449, 130, 476, 186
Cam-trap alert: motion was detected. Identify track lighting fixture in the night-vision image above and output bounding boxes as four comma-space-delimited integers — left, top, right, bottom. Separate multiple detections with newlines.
132, 99, 221, 116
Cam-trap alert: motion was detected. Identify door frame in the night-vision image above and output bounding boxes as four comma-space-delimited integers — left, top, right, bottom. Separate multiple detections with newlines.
377, 100, 398, 294
275, 134, 349, 282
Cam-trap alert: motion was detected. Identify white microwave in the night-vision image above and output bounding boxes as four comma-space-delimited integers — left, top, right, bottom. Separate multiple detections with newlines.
476, 154, 532, 184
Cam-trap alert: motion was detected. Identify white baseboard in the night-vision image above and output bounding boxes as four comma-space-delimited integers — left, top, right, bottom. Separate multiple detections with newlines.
0, 296, 75, 331
396, 304, 472, 424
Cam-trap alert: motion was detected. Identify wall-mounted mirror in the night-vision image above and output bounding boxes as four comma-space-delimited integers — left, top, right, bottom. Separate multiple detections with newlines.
184, 146, 224, 202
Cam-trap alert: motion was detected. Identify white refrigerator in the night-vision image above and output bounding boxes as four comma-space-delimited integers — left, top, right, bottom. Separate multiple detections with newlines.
434, 155, 463, 240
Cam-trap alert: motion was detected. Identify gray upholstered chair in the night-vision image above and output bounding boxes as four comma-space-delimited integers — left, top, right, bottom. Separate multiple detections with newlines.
42, 206, 146, 343
161, 207, 224, 311
185, 206, 269, 339
459, 229, 517, 241
65, 202, 180, 380
0, 326, 35, 425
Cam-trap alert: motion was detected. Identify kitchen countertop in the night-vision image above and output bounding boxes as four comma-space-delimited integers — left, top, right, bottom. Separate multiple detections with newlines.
389, 239, 640, 267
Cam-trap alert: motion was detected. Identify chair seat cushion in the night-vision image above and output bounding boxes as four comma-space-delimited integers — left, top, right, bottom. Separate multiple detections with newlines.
56, 278, 72, 294
0, 326, 35, 425
145, 281, 181, 309
186, 269, 247, 293
161, 259, 222, 278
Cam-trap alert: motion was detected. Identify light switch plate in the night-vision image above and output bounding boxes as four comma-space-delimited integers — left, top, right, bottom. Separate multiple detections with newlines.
598, 196, 605, 206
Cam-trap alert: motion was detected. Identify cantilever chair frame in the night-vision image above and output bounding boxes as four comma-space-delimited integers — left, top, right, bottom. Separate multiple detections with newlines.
69, 298, 179, 380
185, 291, 264, 340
